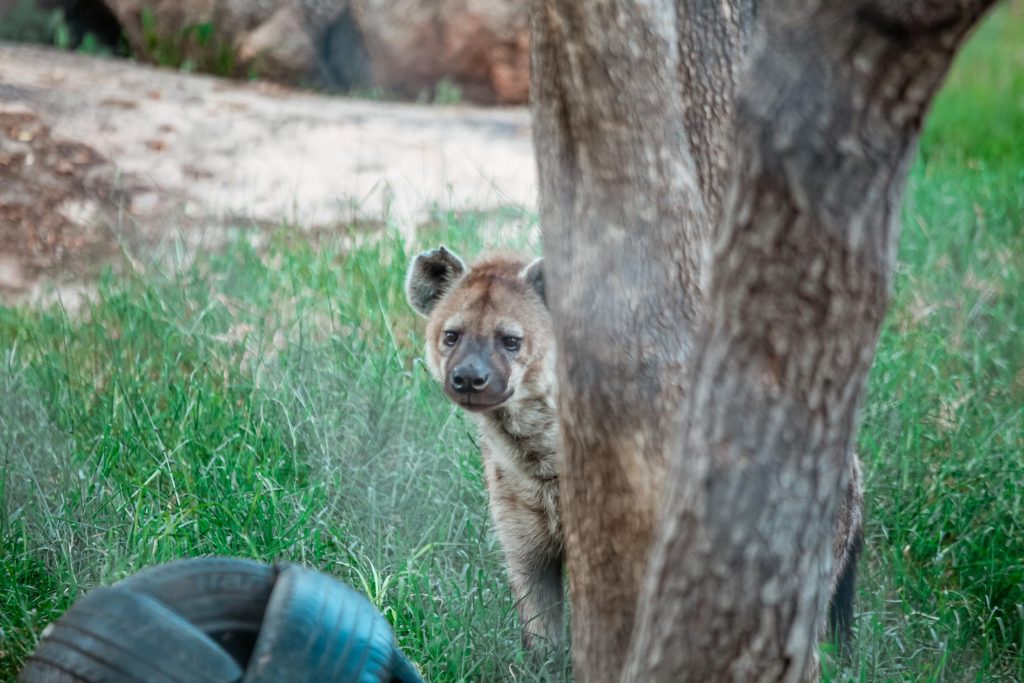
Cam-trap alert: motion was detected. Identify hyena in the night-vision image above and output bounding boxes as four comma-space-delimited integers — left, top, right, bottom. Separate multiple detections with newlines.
406, 246, 563, 649
405, 245, 864, 652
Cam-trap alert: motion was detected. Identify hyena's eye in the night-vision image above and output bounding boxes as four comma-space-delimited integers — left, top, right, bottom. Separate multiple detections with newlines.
501, 336, 522, 352
443, 331, 460, 347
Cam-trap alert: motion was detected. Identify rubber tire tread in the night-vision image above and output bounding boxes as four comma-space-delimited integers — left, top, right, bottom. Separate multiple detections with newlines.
243, 564, 420, 683
115, 557, 276, 666
18, 587, 242, 683
388, 652, 424, 683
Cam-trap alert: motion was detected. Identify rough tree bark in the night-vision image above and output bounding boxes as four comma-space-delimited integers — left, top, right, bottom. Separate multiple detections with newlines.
530, 2, 704, 676
532, 0, 997, 681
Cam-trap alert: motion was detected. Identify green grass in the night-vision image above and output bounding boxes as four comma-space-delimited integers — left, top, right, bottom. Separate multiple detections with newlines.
1, 5, 1022, 683
827, 3, 1024, 680
0, 216, 550, 682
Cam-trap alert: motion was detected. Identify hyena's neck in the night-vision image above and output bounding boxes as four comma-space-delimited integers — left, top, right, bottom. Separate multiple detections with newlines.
479, 393, 559, 478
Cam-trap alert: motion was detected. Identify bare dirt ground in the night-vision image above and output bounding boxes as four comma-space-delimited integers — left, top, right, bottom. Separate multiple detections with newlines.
0, 43, 536, 303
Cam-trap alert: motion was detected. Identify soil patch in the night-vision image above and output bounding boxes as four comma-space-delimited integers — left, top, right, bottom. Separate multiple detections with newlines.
0, 42, 535, 303
0, 104, 123, 294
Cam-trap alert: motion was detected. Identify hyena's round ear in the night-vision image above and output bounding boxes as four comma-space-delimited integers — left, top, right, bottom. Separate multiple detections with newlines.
520, 257, 546, 307
405, 246, 468, 317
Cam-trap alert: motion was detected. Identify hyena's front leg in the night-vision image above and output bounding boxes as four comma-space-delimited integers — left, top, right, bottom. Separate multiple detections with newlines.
507, 547, 563, 649
486, 469, 564, 649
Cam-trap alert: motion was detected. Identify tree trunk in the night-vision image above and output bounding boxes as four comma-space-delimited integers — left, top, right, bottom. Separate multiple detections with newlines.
674, 0, 753, 233
530, 1, 705, 678
532, 0, 997, 681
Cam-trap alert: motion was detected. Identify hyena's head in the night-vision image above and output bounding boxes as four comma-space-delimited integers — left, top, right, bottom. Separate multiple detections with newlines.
405, 246, 552, 413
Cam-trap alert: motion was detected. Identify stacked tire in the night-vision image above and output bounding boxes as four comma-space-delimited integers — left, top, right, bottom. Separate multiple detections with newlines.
19, 558, 422, 683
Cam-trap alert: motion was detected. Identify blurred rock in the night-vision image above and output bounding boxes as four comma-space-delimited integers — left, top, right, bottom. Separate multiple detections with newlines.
351, 0, 529, 103
100, 0, 242, 69
235, 5, 317, 81
0, 0, 125, 50
0, 0, 24, 22
96, 0, 528, 103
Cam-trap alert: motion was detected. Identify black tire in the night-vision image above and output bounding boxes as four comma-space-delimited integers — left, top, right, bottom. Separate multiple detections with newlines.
242, 565, 422, 683
18, 587, 242, 683
16, 660, 79, 683
115, 557, 277, 667
388, 652, 424, 683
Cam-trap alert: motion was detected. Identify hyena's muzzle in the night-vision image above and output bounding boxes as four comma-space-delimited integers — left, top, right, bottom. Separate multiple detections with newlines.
443, 336, 514, 411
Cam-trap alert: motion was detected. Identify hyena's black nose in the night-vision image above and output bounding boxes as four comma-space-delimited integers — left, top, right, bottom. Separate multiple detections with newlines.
451, 363, 489, 393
